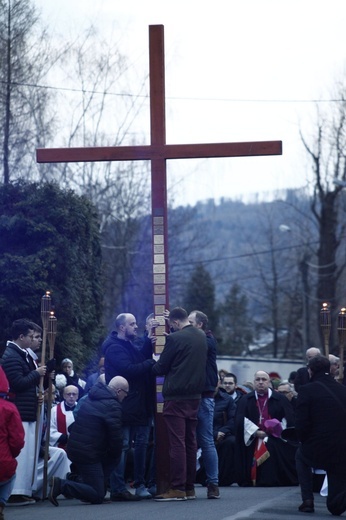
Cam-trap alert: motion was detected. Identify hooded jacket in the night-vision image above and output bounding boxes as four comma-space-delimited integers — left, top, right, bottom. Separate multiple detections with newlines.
103, 333, 155, 425
0, 366, 25, 482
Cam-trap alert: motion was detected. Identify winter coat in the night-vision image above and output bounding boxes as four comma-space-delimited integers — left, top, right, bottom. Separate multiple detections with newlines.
66, 381, 123, 465
0, 366, 25, 482
213, 387, 236, 438
103, 333, 155, 425
0, 342, 41, 421
153, 325, 207, 400
295, 371, 346, 473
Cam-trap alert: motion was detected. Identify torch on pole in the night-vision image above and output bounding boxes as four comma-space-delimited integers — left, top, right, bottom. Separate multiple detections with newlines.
320, 302, 331, 358
33, 291, 51, 488
338, 308, 346, 383
42, 311, 58, 499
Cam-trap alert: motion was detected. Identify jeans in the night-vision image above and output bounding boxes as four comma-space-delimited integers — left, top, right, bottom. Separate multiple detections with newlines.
196, 397, 219, 485
0, 474, 16, 505
110, 422, 151, 493
60, 460, 115, 504
163, 399, 200, 491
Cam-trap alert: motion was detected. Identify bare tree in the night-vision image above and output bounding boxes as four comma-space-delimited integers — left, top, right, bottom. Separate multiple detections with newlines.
0, 0, 57, 183
300, 88, 346, 351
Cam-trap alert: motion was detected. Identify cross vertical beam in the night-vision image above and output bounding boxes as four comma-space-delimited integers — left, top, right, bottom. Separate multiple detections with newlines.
149, 25, 171, 491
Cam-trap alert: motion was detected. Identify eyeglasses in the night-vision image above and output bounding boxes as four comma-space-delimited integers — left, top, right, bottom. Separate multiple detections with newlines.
224, 382, 235, 385
66, 393, 78, 396
118, 388, 129, 395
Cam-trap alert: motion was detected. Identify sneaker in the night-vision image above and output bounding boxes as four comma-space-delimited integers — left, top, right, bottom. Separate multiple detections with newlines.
7, 495, 36, 506
298, 499, 314, 513
48, 477, 61, 507
186, 489, 196, 500
207, 484, 220, 499
110, 491, 141, 502
154, 489, 187, 501
147, 485, 157, 496
135, 484, 152, 499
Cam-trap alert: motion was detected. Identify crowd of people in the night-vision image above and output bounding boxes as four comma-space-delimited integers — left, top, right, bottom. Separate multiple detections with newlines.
0, 314, 346, 518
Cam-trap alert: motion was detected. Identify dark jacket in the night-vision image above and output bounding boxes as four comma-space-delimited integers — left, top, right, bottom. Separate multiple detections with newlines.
213, 387, 236, 439
235, 389, 296, 486
103, 333, 155, 425
153, 325, 207, 400
203, 332, 218, 396
295, 371, 346, 472
294, 366, 310, 393
0, 342, 41, 422
66, 381, 123, 464
0, 366, 25, 482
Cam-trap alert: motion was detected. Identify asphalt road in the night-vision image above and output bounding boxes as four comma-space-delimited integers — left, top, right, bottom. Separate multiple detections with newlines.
5, 484, 337, 520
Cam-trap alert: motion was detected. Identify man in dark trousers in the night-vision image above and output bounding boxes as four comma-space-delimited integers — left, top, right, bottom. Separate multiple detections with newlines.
295, 355, 346, 515
153, 307, 207, 501
48, 376, 128, 506
103, 313, 156, 500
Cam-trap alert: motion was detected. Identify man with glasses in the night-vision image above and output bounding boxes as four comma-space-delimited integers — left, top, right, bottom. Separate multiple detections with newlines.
222, 373, 244, 406
50, 385, 79, 450
48, 376, 129, 506
1, 319, 47, 505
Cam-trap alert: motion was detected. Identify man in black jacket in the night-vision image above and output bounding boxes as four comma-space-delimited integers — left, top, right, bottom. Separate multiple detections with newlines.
153, 307, 207, 501
48, 376, 128, 506
1, 319, 47, 505
295, 355, 346, 515
103, 313, 156, 501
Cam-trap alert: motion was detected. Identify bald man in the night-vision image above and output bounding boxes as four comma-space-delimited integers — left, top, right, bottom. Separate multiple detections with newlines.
103, 313, 156, 501
235, 370, 297, 487
49, 375, 128, 506
49, 385, 79, 450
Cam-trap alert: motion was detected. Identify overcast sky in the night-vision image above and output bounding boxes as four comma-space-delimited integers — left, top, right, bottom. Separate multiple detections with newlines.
34, 0, 346, 206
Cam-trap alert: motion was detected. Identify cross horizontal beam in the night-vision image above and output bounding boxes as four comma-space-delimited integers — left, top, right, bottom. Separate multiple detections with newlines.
36, 140, 282, 164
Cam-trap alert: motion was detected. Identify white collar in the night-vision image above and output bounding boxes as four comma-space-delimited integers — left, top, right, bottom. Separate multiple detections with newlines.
255, 388, 272, 400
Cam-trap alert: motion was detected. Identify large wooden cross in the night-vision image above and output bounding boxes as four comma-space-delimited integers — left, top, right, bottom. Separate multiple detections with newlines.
37, 24, 282, 491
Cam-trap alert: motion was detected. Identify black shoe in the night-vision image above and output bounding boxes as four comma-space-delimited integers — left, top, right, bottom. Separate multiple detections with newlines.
111, 491, 141, 502
298, 499, 314, 513
48, 477, 61, 507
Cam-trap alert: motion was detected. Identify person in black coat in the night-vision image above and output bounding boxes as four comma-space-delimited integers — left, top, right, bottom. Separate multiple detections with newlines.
48, 376, 128, 506
213, 386, 236, 486
103, 313, 156, 500
235, 370, 297, 487
295, 355, 346, 515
